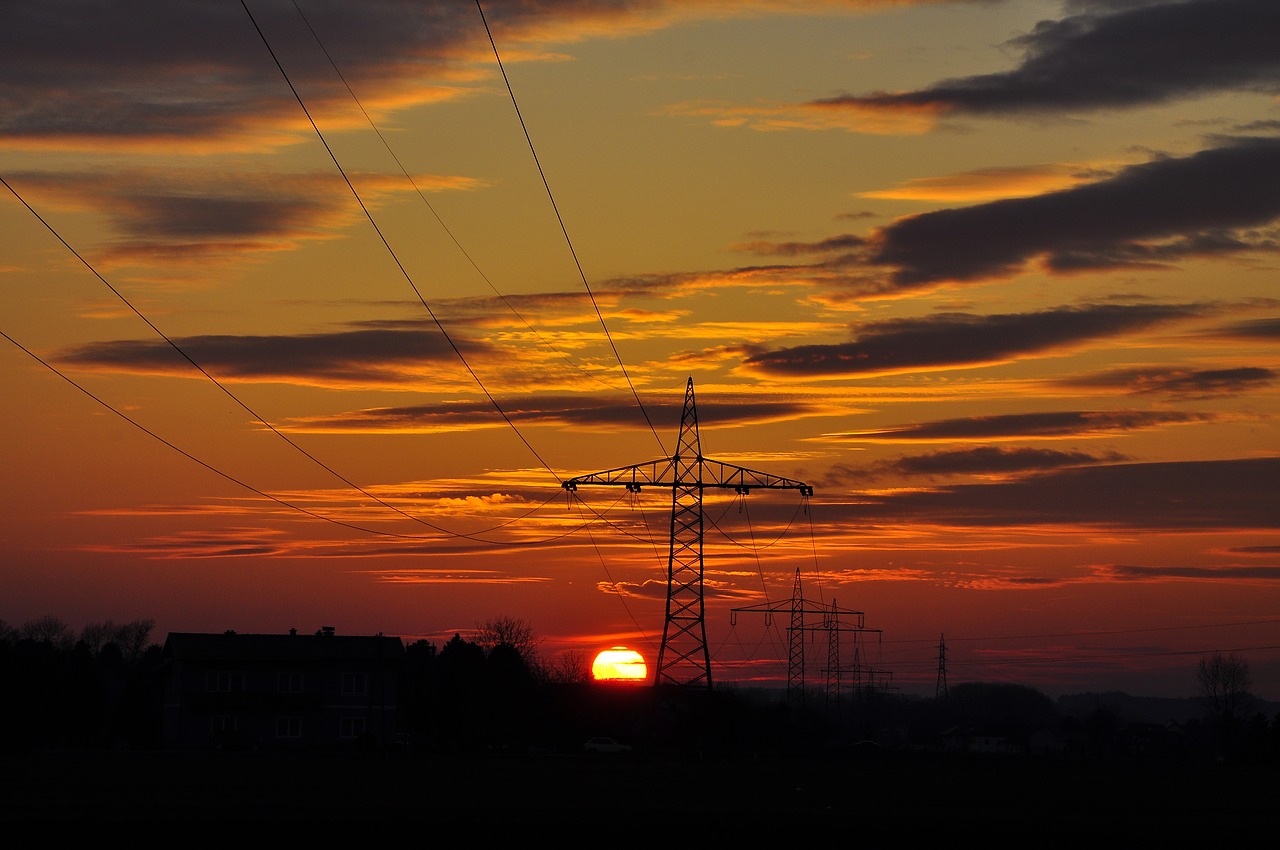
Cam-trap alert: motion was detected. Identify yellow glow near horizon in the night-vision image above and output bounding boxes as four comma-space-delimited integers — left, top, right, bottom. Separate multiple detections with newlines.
591, 647, 648, 683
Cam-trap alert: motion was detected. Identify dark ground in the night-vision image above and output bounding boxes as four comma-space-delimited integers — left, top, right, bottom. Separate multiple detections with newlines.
3, 748, 1277, 840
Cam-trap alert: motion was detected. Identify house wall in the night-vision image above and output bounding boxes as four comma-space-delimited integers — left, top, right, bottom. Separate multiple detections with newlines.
161, 635, 403, 751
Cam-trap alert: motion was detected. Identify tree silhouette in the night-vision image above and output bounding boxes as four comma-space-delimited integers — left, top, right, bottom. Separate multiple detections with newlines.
1197, 652, 1254, 727
20, 615, 75, 650
475, 615, 541, 668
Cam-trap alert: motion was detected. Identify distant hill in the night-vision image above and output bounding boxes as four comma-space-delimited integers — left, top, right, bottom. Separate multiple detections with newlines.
1056, 691, 1280, 725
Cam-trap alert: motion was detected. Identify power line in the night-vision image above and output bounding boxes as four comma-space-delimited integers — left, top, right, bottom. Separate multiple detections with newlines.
287, 0, 620, 396
5, 324, 632, 548
0, 174, 452, 536
0, 173, 573, 545
474, 0, 667, 456
242, 0, 557, 479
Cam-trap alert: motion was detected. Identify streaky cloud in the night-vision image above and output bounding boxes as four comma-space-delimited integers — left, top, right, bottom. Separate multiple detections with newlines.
289, 394, 822, 433
884, 446, 1128, 477
868, 136, 1280, 288
744, 302, 1202, 377
1213, 316, 1280, 340
851, 456, 1280, 531
1057, 365, 1276, 398
1103, 564, 1280, 581
56, 322, 475, 386
826, 409, 1215, 442
812, 0, 1280, 118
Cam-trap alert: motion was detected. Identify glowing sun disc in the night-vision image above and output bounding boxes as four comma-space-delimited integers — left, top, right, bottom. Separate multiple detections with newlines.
592, 647, 647, 683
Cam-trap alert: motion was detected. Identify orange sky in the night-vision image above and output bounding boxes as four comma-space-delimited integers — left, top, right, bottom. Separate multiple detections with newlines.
3, 0, 1279, 699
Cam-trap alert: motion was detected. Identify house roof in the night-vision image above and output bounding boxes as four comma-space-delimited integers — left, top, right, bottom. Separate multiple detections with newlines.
162, 631, 405, 662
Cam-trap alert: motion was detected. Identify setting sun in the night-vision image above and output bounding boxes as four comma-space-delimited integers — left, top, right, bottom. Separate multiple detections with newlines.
591, 647, 648, 683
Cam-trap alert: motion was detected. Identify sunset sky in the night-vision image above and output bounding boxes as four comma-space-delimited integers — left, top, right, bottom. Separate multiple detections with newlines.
3, 0, 1279, 700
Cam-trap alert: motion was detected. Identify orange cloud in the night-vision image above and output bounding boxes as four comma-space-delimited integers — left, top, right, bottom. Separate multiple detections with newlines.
858, 164, 1098, 202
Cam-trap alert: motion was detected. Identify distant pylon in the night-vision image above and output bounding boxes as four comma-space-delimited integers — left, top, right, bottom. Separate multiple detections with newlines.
936, 633, 949, 698
562, 377, 812, 688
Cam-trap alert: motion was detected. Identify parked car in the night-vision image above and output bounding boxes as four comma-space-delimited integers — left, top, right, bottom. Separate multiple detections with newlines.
584, 736, 632, 754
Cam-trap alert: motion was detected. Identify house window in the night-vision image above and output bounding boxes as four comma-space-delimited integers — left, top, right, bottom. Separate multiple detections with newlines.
276, 716, 302, 738
206, 671, 242, 692
341, 672, 367, 695
277, 671, 303, 693
341, 717, 367, 739
211, 716, 237, 734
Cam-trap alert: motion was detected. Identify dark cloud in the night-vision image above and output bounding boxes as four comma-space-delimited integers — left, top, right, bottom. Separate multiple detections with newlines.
1214, 316, 1280, 340
817, 446, 1126, 486
57, 322, 473, 385
744, 302, 1200, 377
812, 0, 1280, 117
0, 1, 480, 144
886, 446, 1127, 477
868, 136, 1280, 287
828, 409, 1214, 441
850, 456, 1280, 530
291, 394, 820, 432
731, 234, 866, 258
1104, 564, 1280, 581
6, 169, 465, 266
1057, 366, 1276, 398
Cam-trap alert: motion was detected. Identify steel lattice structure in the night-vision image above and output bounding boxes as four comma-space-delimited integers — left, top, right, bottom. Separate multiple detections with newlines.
562, 377, 812, 688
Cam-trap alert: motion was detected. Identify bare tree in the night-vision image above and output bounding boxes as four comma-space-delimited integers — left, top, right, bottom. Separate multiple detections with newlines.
20, 615, 75, 650
1196, 651, 1254, 726
543, 649, 591, 684
113, 618, 157, 663
77, 618, 156, 661
79, 620, 117, 655
475, 615, 542, 668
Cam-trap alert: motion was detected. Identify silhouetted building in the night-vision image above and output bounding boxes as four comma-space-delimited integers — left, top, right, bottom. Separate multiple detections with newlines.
160, 628, 404, 751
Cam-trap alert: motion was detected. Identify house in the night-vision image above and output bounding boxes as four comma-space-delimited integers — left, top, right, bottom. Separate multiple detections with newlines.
160, 627, 404, 751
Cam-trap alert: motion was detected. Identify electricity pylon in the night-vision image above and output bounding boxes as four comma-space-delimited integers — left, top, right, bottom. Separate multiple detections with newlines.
731, 566, 880, 714
936, 633, 949, 698
562, 377, 812, 689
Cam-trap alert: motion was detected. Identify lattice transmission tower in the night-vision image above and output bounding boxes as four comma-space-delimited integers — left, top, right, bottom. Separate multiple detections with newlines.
562, 377, 812, 688
731, 566, 881, 715
936, 633, 949, 698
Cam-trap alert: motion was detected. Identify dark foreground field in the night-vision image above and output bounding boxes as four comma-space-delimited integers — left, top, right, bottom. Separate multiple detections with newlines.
3, 748, 1277, 840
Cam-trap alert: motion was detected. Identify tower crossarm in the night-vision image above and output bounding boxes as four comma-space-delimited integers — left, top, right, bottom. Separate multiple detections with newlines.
562, 456, 813, 496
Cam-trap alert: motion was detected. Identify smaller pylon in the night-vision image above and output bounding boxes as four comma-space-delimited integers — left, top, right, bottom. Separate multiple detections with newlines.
935, 633, 949, 698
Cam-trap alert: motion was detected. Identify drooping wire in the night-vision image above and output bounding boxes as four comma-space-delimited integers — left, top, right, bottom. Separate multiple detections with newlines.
474, 0, 667, 456
4, 321, 636, 547
571, 494, 656, 656
2, 172, 592, 544
1, 329, 437, 541
287, 0, 621, 395
241, 0, 557, 479
0, 173, 457, 537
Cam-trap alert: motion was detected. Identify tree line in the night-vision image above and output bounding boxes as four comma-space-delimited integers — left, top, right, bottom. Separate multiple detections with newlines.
3, 613, 1276, 763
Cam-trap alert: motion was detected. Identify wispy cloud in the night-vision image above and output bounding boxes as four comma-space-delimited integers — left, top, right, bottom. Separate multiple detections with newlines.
846, 457, 1280, 531
870, 446, 1129, 479
808, 0, 1280, 122
822, 409, 1216, 442
56, 320, 482, 388
743, 302, 1203, 377
866, 136, 1280, 288
1102, 564, 1280, 582
1055, 365, 1276, 399
289, 393, 826, 434
857, 164, 1096, 203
